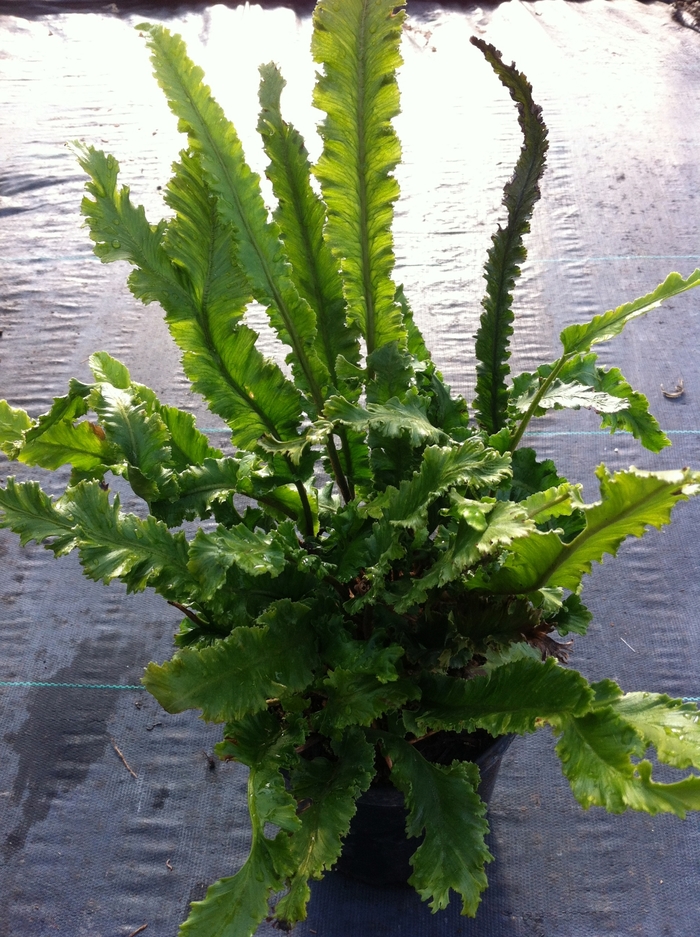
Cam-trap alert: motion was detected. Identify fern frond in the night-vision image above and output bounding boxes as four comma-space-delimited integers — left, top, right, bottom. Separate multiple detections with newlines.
471, 38, 548, 434
164, 150, 306, 446
312, 0, 408, 388
76, 143, 304, 449
141, 24, 329, 414
257, 63, 360, 394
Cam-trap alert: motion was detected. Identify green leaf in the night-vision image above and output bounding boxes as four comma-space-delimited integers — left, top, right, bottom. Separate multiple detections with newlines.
479, 466, 699, 594
0, 400, 32, 453
0, 477, 78, 555
65, 481, 195, 598
164, 148, 307, 446
257, 62, 360, 394
18, 419, 114, 472
89, 382, 172, 498
314, 671, 420, 735
163, 148, 248, 326
610, 692, 700, 770
553, 703, 700, 817
188, 523, 287, 600
312, 0, 408, 383
179, 839, 284, 937
142, 25, 328, 413
151, 456, 246, 526
512, 378, 629, 415
380, 733, 491, 916
560, 269, 700, 356
395, 500, 534, 611
144, 600, 318, 721
414, 659, 593, 735
520, 482, 584, 524
73, 142, 195, 315
471, 38, 548, 434
368, 440, 512, 529
509, 448, 565, 502
558, 354, 670, 453
89, 350, 132, 388
551, 593, 592, 636
22, 387, 90, 444
325, 391, 445, 447
275, 729, 375, 926
77, 143, 303, 451
158, 405, 223, 469
181, 711, 300, 937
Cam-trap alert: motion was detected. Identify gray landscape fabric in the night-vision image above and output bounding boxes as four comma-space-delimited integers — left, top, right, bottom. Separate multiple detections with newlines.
1, 1, 700, 934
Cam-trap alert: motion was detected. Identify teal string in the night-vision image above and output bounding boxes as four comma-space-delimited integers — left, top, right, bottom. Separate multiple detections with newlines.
524, 429, 700, 438
527, 254, 700, 264
0, 681, 697, 701
198, 428, 700, 437
0, 680, 145, 690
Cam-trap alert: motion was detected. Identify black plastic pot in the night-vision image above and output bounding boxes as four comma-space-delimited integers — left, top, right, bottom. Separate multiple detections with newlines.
334, 732, 514, 886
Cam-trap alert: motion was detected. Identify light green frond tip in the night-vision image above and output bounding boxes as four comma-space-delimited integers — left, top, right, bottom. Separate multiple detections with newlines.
313, 0, 407, 365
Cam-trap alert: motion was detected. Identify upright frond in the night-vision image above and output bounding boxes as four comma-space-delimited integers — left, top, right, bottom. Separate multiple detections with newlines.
257, 63, 360, 393
312, 0, 408, 381
76, 143, 304, 449
471, 38, 548, 434
140, 24, 329, 414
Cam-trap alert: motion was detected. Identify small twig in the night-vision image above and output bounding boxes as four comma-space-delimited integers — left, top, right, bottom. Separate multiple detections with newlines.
145, 722, 163, 732
620, 637, 636, 653
661, 379, 684, 399
111, 738, 137, 779
201, 749, 216, 771
167, 600, 205, 627
408, 729, 440, 745
127, 925, 148, 937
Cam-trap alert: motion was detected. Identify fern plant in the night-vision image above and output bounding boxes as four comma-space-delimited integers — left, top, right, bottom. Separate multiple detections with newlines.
2, 3, 700, 934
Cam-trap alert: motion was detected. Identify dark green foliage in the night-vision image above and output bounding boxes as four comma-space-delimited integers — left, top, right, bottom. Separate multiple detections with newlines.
2, 7, 700, 936
471, 38, 549, 435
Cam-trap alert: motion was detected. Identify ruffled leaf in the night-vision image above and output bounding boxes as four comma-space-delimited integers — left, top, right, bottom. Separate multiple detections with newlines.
181, 711, 300, 937
559, 354, 669, 452
142, 24, 328, 413
414, 659, 593, 735
395, 500, 533, 611
368, 441, 512, 529
477, 467, 699, 595
188, 523, 288, 600
312, 0, 408, 393
18, 419, 115, 472
65, 481, 195, 598
379, 733, 491, 916
560, 269, 700, 356
512, 378, 629, 415
553, 698, 700, 817
0, 477, 78, 555
471, 38, 548, 434
257, 62, 360, 392
314, 671, 419, 734
275, 728, 375, 926
144, 601, 318, 721
77, 143, 303, 450
151, 456, 247, 527
0, 400, 33, 453
325, 391, 445, 447
610, 692, 700, 771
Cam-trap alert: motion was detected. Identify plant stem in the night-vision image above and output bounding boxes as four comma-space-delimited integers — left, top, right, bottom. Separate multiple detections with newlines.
295, 479, 315, 536
326, 434, 352, 503
508, 354, 568, 452
337, 426, 356, 500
